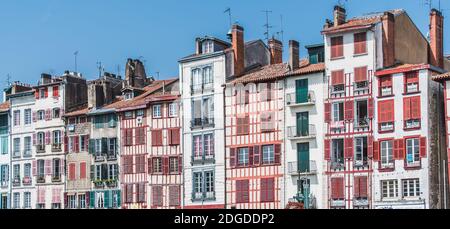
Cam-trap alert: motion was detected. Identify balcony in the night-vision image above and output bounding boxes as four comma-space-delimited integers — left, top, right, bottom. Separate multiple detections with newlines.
192, 191, 216, 201
330, 121, 346, 133
93, 180, 105, 188
95, 155, 106, 162
191, 154, 215, 165
354, 118, 370, 131
12, 177, 21, 187
287, 125, 316, 141
107, 154, 117, 161
12, 151, 21, 159
379, 122, 394, 132
22, 176, 32, 186
0, 180, 8, 188
52, 176, 61, 183
330, 161, 345, 170
190, 118, 215, 129
52, 144, 62, 152
353, 198, 369, 207
23, 150, 32, 158
36, 145, 45, 153
37, 176, 45, 184
105, 179, 118, 188
353, 81, 369, 94
288, 161, 317, 175
286, 91, 316, 107
191, 83, 214, 95
404, 119, 421, 130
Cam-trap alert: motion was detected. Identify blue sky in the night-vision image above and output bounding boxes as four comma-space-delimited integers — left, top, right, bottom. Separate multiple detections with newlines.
0, 0, 448, 91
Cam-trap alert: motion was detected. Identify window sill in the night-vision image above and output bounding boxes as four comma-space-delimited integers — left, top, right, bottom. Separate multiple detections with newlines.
353, 52, 368, 57
377, 94, 395, 99
330, 56, 345, 61
403, 126, 421, 131
378, 129, 395, 134
402, 91, 421, 96
378, 167, 395, 172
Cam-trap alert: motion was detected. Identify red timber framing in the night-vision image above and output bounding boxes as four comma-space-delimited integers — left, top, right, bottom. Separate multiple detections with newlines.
444, 82, 450, 186
324, 68, 374, 209
225, 80, 283, 209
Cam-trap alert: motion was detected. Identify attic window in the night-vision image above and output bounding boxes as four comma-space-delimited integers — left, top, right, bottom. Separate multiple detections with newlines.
124, 92, 133, 100
202, 40, 214, 54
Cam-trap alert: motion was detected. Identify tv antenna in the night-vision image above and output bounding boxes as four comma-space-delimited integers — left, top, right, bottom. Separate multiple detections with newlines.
96, 61, 104, 78
279, 15, 285, 43
262, 10, 273, 43
338, 0, 348, 7
6, 74, 11, 86
224, 8, 232, 27
425, 0, 433, 10
74, 51, 79, 73
117, 65, 121, 77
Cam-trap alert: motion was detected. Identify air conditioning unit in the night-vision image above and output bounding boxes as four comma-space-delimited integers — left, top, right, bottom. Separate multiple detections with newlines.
136, 117, 143, 125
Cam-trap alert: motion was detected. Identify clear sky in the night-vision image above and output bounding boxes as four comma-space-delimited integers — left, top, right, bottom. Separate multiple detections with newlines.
0, 0, 449, 92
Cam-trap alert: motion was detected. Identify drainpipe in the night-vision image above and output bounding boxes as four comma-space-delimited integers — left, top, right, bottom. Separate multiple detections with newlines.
282, 78, 287, 208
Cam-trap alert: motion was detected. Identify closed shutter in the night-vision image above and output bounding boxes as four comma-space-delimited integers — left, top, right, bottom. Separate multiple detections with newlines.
411, 96, 421, 120
152, 130, 163, 146
373, 141, 380, 161
169, 186, 180, 207
368, 98, 374, 119
80, 162, 86, 179
331, 36, 343, 58
331, 70, 345, 85
53, 86, 59, 97
354, 66, 368, 82
345, 138, 353, 159
354, 32, 367, 54
324, 139, 331, 160
274, 144, 281, 164
344, 100, 354, 120
403, 97, 411, 121
69, 163, 75, 180
331, 177, 344, 199
44, 160, 52, 175
420, 137, 427, 158
230, 148, 236, 168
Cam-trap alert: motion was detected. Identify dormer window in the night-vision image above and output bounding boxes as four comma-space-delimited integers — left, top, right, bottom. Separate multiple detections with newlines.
124, 92, 133, 100
202, 40, 214, 54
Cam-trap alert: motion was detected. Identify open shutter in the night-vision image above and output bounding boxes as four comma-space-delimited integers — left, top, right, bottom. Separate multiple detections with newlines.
64, 136, 68, 153
44, 159, 51, 175
44, 87, 48, 98
33, 133, 37, 146
90, 165, 95, 181
368, 98, 374, 119
163, 157, 169, 175
367, 136, 373, 158
64, 193, 68, 209
345, 138, 353, 159
147, 158, 153, 174
420, 137, 427, 158
45, 131, 50, 145
325, 102, 331, 123
178, 156, 182, 174
373, 141, 379, 161
35, 90, 39, 99
89, 192, 95, 208
32, 112, 36, 122
60, 159, 65, 175
274, 144, 281, 164
411, 96, 421, 120
344, 100, 354, 121
398, 138, 405, 159
230, 148, 236, 168
393, 139, 399, 160
324, 139, 331, 160
403, 97, 411, 121
354, 177, 361, 198
32, 161, 37, 176
74, 136, 79, 153
248, 146, 254, 166
360, 177, 368, 198
253, 145, 260, 166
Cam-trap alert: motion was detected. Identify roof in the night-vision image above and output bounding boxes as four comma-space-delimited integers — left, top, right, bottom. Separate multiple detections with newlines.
106, 78, 178, 111
0, 101, 10, 112
322, 9, 404, 34
229, 59, 325, 85
375, 63, 433, 76
432, 72, 450, 81
64, 107, 89, 117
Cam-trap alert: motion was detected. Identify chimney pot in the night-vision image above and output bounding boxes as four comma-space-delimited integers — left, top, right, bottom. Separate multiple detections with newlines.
289, 40, 300, 70
269, 38, 283, 65
333, 5, 346, 27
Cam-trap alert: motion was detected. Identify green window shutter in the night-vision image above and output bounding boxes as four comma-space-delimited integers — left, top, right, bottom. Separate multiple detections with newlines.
90, 192, 96, 208
295, 79, 308, 104
297, 143, 310, 173
117, 190, 121, 208
101, 138, 108, 155
90, 165, 95, 181
88, 139, 95, 154
296, 112, 309, 137
104, 191, 110, 209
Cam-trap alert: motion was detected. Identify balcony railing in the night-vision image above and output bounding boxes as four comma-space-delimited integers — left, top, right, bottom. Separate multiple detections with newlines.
22, 176, 32, 186
286, 91, 316, 106
12, 177, 21, 187
0, 180, 8, 188
52, 144, 62, 152
52, 176, 61, 183
107, 154, 117, 161
12, 151, 21, 158
379, 122, 394, 132
191, 83, 214, 94
192, 154, 215, 164
288, 161, 317, 175
94, 180, 105, 188
37, 176, 45, 184
192, 191, 216, 201
95, 155, 106, 162
36, 145, 45, 153
354, 118, 369, 128
331, 161, 345, 170
190, 118, 215, 129
287, 125, 316, 140
404, 119, 421, 129
23, 150, 32, 158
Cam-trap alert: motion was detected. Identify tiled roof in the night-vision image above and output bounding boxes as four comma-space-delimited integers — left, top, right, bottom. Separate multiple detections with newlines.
375, 63, 431, 76
230, 59, 325, 84
107, 78, 178, 111
64, 107, 89, 117
322, 9, 404, 34
0, 101, 10, 112
432, 72, 450, 81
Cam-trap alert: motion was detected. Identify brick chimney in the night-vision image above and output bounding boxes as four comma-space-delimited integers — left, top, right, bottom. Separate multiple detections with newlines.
289, 40, 300, 70
333, 5, 346, 27
430, 9, 444, 69
269, 38, 283, 65
231, 24, 245, 77
382, 12, 395, 68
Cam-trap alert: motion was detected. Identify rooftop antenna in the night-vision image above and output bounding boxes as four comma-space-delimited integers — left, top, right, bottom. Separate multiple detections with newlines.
74, 51, 79, 73
280, 14, 285, 43
262, 10, 273, 43
96, 61, 103, 78
117, 64, 121, 77
338, 0, 348, 7
224, 7, 232, 27
425, 0, 433, 11
156, 71, 160, 80
6, 74, 11, 87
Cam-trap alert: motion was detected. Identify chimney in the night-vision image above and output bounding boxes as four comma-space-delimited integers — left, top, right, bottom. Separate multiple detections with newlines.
333, 5, 346, 27
195, 38, 202, 55
41, 73, 52, 85
382, 12, 395, 68
289, 40, 300, 70
430, 8, 444, 69
231, 24, 245, 76
269, 38, 283, 65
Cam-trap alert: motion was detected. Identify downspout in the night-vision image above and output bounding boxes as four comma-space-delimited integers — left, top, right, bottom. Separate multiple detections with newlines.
223, 83, 227, 209
9, 101, 12, 209
282, 78, 287, 208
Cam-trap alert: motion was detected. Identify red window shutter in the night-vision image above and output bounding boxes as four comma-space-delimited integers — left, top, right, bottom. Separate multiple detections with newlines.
354, 66, 368, 82
147, 158, 152, 174
344, 100, 354, 120
274, 144, 281, 164
80, 162, 86, 179
368, 98, 374, 119
69, 163, 75, 180
331, 70, 345, 85
75, 136, 79, 152
331, 36, 343, 58
44, 88, 48, 98
152, 130, 163, 146
398, 138, 405, 159
403, 97, 411, 120
345, 138, 353, 159
45, 131, 50, 145
359, 177, 368, 198
367, 136, 373, 158
373, 141, 380, 161
393, 139, 399, 160
32, 161, 37, 176
380, 76, 393, 87
354, 177, 361, 198
324, 139, 331, 160
35, 90, 39, 99
420, 137, 427, 158
64, 136, 68, 153
53, 86, 59, 97
324, 102, 331, 123
253, 145, 261, 166
33, 133, 37, 146
168, 129, 173, 145
163, 157, 169, 174
178, 156, 182, 174
230, 148, 236, 168
406, 71, 419, 83
410, 96, 421, 119
331, 178, 344, 199
354, 32, 367, 54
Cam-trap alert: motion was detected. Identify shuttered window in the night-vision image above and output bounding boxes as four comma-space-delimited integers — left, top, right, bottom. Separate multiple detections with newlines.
135, 127, 146, 145
331, 36, 344, 58
124, 129, 133, 146
260, 178, 275, 202
354, 176, 368, 199
354, 66, 368, 82
354, 32, 367, 54
331, 177, 344, 199
169, 186, 181, 207
403, 96, 421, 129
152, 186, 163, 207
152, 129, 163, 146
331, 70, 345, 86
168, 128, 180, 145
379, 76, 393, 96
236, 180, 250, 203
236, 115, 250, 135
378, 100, 395, 132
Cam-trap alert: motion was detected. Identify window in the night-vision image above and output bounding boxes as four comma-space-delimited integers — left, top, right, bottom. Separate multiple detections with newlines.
203, 66, 213, 89
169, 103, 178, 117
1, 137, 8, 155
236, 115, 250, 135
192, 133, 214, 161
108, 138, 117, 157
136, 109, 145, 117
37, 110, 45, 121
13, 193, 20, 209
354, 66, 368, 89
191, 66, 213, 93
52, 158, 61, 179
1, 165, 9, 183
260, 178, 275, 202
406, 138, 420, 166
404, 96, 421, 129
379, 76, 393, 96
78, 194, 86, 209
404, 71, 419, 94
96, 192, 104, 209
53, 108, 60, 119
202, 40, 214, 53
108, 164, 118, 180
13, 164, 20, 180
237, 148, 249, 166
236, 86, 250, 105
14, 110, 20, 126
37, 160, 45, 178
192, 171, 214, 200
124, 111, 133, 120
378, 100, 395, 132
380, 140, 394, 169
205, 171, 215, 198
24, 163, 31, 178
13, 138, 20, 157
152, 158, 162, 173
52, 86, 59, 97
24, 137, 31, 156
259, 83, 272, 102
53, 130, 61, 146
191, 96, 214, 128
153, 105, 162, 118
39, 89, 46, 99
169, 186, 180, 206
152, 186, 163, 207
191, 68, 202, 92
354, 32, 367, 54
402, 179, 420, 198
124, 92, 133, 100
80, 135, 86, 152
204, 134, 214, 159
193, 172, 203, 200
236, 180, 250, 203
135, 127, 146, 145
262, 145, 275, 164
331, 70, 345, 92
261, 112, 275, 132
330, 36, 344, 59
24, 109, 31, 125
37, 132, 45, 147
24, 192, 31, 208
169, 157, 179, 173
331, 139, 344, 169
95, 165, 102, 180
381, 180, 398, 199
94, 139, 102, 156
354, 137, 367, 167
69, 195, 76, 209
355, 100, 368, 127
332, 102, 344, 122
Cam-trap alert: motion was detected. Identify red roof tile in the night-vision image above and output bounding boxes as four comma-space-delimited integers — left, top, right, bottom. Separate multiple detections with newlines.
64, 107, 89, 117
375, 63, 431, 76
0, 101, 10, 112
432, 72, 450, 81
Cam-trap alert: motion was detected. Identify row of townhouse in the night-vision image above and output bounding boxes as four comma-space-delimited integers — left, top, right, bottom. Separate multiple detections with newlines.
0, 5, 449, 210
